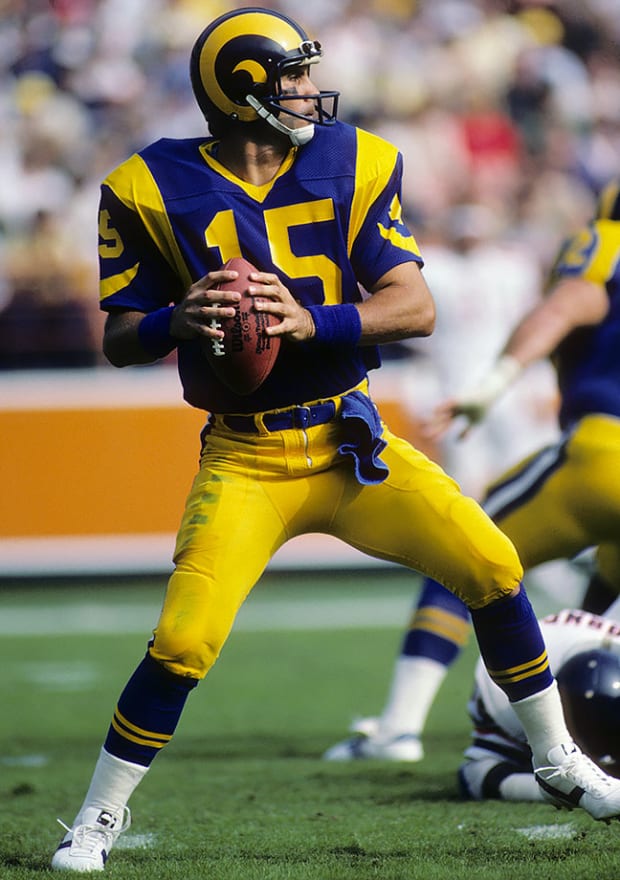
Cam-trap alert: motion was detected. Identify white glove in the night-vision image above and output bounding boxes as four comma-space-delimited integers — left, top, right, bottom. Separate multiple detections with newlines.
424, 355, 523, 441
454, 354, 522, 427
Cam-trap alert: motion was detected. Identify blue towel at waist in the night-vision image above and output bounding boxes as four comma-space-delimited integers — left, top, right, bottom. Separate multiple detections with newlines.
337, 390, 389, 485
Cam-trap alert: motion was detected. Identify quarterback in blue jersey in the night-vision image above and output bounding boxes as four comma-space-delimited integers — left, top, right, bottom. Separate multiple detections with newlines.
51, 9, 620, 871
325, 180, 620, 768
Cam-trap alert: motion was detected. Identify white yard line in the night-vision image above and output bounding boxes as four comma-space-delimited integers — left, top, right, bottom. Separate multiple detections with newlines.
515, 823, 577, 841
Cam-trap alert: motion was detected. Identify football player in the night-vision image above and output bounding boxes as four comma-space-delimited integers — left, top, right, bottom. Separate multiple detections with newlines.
51, 10, 620, 871
460, 603, 620, 802
324, 180, 620, 764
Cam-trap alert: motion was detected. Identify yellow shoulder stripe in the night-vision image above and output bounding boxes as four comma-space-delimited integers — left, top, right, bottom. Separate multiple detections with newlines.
350, 130, 420, 258
104, 154, 192, 290
583, 220, 620, 284
349, 129, 397, 252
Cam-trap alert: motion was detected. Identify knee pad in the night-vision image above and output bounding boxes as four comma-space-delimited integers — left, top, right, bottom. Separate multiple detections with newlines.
149, 630, 220, 679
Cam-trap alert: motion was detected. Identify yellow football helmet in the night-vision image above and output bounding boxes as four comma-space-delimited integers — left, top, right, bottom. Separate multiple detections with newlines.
190, 7, 339, 146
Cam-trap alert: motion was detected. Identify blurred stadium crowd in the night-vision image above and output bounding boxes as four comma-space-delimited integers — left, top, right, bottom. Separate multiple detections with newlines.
0, 0, 619, 383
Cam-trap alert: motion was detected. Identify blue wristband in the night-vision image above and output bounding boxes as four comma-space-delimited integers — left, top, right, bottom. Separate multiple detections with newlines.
306, 303, 362, 346
138, 306, 177, 358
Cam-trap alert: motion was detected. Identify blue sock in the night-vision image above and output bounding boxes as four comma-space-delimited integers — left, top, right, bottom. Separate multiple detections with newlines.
470, 587, 553, 702
401, 577, 470, 665
104, 652, 198, 766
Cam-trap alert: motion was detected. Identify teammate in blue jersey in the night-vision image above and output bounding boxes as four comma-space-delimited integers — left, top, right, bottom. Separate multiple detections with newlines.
51, 9, 620, 872
325, 180, 620, 765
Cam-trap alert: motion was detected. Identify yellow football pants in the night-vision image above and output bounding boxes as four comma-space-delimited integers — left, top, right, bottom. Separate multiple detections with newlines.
150, 406, 522, 678
487, 414, 620, 589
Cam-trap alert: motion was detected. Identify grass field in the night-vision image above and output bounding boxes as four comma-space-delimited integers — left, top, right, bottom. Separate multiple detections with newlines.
1, 570, 619, 879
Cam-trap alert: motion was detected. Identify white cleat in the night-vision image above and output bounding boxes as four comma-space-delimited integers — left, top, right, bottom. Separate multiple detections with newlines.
535, 743, 620, 821
51, 806, 131, 872
323, 717, 424, 762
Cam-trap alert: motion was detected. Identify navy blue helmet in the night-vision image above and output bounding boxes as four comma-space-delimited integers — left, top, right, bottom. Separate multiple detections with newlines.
556, 648, 620, 777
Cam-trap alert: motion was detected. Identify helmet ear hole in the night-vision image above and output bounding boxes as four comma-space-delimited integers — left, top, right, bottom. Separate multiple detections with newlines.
248, 79, 269, 100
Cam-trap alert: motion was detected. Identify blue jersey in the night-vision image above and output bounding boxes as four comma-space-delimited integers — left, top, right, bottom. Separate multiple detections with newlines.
550, 219, 620, 428
98, 121, 422, 413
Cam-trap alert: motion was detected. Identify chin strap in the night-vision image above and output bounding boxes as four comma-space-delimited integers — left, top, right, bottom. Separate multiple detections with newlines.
246, 94, 315, 146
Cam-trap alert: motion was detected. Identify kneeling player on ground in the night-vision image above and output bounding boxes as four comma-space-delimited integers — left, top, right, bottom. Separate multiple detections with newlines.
460, 604, 620, 803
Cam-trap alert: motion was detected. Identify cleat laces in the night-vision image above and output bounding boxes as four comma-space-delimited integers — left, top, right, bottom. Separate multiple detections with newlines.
536, 752, 612, 799
56, 807, 131, 857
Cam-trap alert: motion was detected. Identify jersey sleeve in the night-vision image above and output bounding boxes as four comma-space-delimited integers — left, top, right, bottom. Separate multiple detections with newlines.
348, 129, 423, 291
550, 220, 620, 288
98, 175, 185, 314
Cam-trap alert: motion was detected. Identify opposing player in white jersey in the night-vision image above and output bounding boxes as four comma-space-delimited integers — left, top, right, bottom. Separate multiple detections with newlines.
461, 603, 620, 802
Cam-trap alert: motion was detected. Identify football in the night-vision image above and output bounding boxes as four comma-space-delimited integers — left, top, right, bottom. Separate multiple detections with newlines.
203, 257, 280, 395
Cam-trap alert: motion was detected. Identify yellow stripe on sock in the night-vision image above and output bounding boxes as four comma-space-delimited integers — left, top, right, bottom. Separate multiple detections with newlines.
110, 715, 168, 749
488, 651, 550, 685
409, 607, 471, 646
112, 708, 173, 747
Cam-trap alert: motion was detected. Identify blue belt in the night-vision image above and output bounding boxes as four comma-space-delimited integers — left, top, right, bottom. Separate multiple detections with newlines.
222, 401, 337, 433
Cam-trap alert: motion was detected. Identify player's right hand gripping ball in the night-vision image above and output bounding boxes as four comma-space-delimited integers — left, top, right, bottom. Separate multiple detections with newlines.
204, 257, 281, 395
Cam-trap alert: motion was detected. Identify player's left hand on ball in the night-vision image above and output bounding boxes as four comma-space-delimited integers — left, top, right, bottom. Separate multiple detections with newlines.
247, 272, 315, 342
170, 271, 242, 341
